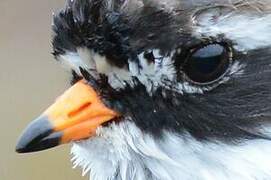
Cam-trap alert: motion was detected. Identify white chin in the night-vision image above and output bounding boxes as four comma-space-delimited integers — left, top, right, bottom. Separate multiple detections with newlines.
71, 121, 271, 180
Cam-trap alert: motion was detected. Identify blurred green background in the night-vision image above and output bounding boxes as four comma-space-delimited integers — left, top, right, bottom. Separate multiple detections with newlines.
0, 0, 85, 179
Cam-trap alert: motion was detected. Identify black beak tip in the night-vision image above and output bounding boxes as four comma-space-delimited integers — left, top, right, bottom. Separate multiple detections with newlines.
15, 116, 62, 153
15, 142, 30, 153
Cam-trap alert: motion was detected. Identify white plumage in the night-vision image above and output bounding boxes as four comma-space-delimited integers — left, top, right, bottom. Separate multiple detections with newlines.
72, 121, 271, 180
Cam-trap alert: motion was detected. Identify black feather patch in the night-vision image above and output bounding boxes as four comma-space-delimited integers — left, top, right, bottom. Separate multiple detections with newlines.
102, 48, 271, 143
52, 0, 271, 144
70, 70, 82, 85
52, 0, 192, 66
52, 0, 132, 68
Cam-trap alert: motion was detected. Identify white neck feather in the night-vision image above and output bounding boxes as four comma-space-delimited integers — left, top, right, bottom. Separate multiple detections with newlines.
71, 121, 271, 180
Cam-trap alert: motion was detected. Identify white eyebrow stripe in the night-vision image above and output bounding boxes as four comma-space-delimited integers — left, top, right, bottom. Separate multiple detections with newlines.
194, 13, 271, 51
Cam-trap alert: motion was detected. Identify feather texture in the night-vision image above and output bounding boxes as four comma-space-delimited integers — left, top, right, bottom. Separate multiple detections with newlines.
72, 121, 271, 180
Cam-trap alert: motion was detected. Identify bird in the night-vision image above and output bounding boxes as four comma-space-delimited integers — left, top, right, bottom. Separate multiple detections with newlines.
15, 0, 271, 179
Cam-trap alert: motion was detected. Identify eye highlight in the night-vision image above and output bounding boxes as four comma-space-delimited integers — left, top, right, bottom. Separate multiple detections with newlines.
182, 43, 232, 84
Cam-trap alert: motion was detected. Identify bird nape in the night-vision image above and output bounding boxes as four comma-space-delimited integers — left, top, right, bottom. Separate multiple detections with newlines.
16, 0, 271, 180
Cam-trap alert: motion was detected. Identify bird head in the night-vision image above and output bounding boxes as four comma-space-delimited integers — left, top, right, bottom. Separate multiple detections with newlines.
16, 0, 271, 179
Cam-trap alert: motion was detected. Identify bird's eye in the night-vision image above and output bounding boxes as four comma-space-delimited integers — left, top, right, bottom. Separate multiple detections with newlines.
182, 43, 232, 84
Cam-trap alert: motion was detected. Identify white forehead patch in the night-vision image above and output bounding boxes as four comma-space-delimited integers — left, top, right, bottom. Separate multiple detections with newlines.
57, 48, 177, 92
59, 53, 85, 75
193, 8, 271, 51
91, 52, 133, 89
57, 47, 244, 95
77, 48, 97, 71
58, 48, 133, 89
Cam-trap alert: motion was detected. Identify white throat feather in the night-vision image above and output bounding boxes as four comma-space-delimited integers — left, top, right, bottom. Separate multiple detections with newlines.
71, 121, 271, 180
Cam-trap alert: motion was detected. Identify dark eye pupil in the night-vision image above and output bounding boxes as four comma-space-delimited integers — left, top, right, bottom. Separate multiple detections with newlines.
192, 44, 224, 74
183, 43, 230, 84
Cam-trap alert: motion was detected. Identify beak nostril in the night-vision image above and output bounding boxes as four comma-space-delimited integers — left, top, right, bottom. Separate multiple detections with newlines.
16, 81, 119, 152
68, 102, 92, 118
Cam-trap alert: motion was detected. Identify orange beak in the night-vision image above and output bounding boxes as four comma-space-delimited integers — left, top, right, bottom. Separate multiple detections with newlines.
16, 80, 119, 153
